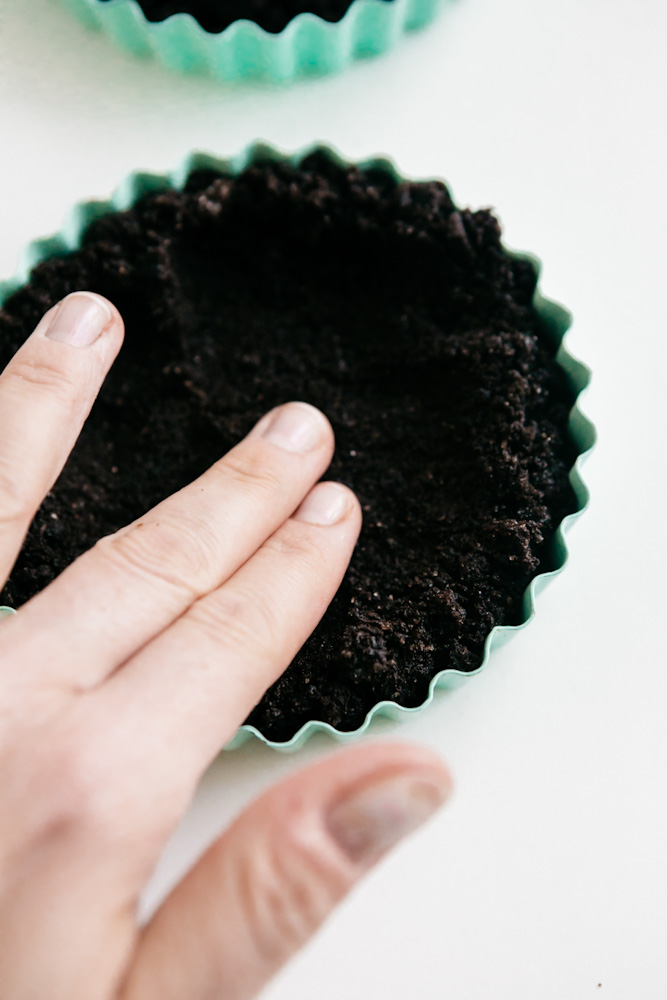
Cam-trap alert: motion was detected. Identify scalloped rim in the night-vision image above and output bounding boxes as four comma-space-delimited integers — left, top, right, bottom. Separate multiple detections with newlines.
61, 0, 446, 81
0, 142, 595, 752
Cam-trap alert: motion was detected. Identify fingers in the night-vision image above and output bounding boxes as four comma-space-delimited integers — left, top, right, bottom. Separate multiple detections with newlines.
119, 744, 452, 1000
98, 481, 361, 792
0, 292, 124, 586
1, 401, 335, 693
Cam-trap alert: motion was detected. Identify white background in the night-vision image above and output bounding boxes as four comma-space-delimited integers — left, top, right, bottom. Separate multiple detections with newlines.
1, 1, 666, 997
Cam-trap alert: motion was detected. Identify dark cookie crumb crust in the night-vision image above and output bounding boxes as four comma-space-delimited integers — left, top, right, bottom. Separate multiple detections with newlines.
98, 0, 391, 34
0, 154, 577, 741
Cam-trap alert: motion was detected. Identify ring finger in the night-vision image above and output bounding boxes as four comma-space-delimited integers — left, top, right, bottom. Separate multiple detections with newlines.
101, 480, 362, 786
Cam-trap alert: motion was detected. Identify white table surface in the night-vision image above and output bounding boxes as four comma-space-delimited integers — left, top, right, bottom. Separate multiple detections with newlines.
1, 1, 666, 997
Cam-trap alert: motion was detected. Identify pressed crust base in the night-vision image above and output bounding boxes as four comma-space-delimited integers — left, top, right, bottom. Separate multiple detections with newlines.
0, 155, 577, 740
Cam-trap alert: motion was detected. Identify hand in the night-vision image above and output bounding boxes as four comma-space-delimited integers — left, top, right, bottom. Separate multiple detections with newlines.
0, 292, 452, 1000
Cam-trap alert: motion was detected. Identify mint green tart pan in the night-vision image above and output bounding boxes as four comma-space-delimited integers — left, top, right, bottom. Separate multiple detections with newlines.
61, 0, 447, 81
0, 144, 595, 751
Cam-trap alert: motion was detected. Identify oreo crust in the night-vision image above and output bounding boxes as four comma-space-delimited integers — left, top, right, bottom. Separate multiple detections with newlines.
0, 154, 578, 741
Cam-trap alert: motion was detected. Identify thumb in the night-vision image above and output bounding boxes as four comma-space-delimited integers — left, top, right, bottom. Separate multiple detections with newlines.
119, 743, 452, 1000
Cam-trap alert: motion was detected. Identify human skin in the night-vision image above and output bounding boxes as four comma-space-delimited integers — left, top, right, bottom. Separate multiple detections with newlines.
0, 291, 452, 1000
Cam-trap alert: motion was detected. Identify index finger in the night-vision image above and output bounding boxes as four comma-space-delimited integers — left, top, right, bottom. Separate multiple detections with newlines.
0, 292, 124, 585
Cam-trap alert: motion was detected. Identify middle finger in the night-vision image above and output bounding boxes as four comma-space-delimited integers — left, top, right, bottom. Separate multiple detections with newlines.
0, 402, 334, 693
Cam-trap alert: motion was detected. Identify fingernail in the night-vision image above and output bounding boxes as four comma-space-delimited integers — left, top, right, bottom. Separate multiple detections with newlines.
327, 773, 450, 866
294, 482, 349, 526
257, 402, 328, 454
43, 292, 112, 347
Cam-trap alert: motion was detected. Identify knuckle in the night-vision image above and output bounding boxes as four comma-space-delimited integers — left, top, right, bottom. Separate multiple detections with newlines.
217, 449, 285, 498
237, 810, 349, 964
37, 736, 115, 842
187, 587, 278, 655
58, 761, 107, 833
5, 356, 82, 412
94, 517, 222, 600
264, 525, 330, 573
